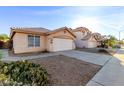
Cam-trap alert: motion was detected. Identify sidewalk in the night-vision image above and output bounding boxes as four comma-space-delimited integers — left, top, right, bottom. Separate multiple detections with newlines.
87, 49, 124, 86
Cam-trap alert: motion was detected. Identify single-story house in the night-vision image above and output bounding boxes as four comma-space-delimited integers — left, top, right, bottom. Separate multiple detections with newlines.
10, 27, 76, 54
72, 27, 102, 48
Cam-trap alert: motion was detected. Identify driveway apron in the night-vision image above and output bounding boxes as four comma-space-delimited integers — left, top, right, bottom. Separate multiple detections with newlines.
59, 50, 112, 66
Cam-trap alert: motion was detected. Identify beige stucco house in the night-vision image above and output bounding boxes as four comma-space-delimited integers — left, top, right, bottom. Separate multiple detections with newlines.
10, 27, 76, 54
72, 27, 102, 48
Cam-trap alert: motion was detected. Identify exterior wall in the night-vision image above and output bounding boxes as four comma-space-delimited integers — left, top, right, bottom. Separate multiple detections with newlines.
74, 31, 98, 48
87, 41, 97, 48
49, 29, 75, 39
75, 39, 97, 48
46, 36, 53, 52
74, 31, 87, 48
74, 31, 86, 39
13, 33, 46, 54
87, 37, 97, 48
74, 40, 88, 48
72, 40, 76, 49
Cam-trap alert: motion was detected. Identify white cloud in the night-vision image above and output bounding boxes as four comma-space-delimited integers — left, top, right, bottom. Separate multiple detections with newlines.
31, 6, 102, 16
71, 16, 101, 32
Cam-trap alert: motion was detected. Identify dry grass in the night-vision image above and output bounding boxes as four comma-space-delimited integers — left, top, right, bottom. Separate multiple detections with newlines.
28, 55, 101, 86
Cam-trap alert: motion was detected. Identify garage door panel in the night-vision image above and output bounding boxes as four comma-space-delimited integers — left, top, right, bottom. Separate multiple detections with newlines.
88, 42, 97, 48
53, 38, 73, 51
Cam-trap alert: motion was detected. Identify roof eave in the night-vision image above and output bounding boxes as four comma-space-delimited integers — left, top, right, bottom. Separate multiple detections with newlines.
47, 27, 76, 38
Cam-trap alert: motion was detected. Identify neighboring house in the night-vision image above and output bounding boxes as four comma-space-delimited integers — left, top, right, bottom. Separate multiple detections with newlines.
10, 27, 76, 54
72, 27, 102, 48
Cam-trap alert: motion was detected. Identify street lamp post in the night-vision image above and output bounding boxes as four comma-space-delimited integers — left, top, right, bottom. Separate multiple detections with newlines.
119, 31, 121, 47
119, 31, 121, 42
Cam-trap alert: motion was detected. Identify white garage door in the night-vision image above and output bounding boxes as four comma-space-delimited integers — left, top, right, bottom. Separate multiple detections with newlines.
88, 42, 97, 48
53, 38, 73, 51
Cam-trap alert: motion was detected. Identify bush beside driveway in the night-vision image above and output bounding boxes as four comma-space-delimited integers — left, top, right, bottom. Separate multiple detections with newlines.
0, 61, 48, 86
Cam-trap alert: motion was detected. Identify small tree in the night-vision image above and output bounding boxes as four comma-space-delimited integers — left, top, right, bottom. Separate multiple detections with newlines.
0, 34, 10, 49
103, 35, 117, 47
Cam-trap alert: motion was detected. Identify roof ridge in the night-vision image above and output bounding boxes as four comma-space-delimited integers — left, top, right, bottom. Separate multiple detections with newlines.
11, 27, 50, 30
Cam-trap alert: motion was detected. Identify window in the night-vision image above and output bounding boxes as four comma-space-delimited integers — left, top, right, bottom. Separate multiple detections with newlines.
35, 36, 40, 47
28, 35, 40, 47
28, 35, 34, 47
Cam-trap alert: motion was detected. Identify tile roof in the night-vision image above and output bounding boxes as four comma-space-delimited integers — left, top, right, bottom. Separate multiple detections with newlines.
10, 26, 76, 39
81, 32, 93, 40
11, 27, 51, 33
72, 27, 91, 32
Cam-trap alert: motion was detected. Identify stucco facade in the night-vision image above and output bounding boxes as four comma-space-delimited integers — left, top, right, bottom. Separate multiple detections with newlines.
72, 27, 99, 48
11, 27, 76, 54
13, 33, 46, 54
74, 36, 98, 48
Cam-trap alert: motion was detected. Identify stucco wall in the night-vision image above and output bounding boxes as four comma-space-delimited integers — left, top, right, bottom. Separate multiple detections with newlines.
74, 31, 87, 39
46, 36, 53, 52
74, 40, 87, 48
74, 31, 98, 48
49, 29, 75, 39
13, 33, 46, 54
87, 36, 98, 48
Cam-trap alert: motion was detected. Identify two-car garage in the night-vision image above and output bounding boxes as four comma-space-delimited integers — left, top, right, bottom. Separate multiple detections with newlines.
52, 38, 75, 52
47, 27, 76, 52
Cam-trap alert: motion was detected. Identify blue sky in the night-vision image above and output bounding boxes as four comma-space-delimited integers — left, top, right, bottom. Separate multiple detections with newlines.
0, 6, 124, 39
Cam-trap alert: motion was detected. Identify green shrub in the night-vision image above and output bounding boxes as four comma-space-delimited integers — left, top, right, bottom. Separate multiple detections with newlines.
0, 60, 48, 86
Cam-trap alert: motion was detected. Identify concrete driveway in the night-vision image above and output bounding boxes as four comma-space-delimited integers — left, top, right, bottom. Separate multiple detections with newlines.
59, 50, 112, 66
1, 49, 112, 66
